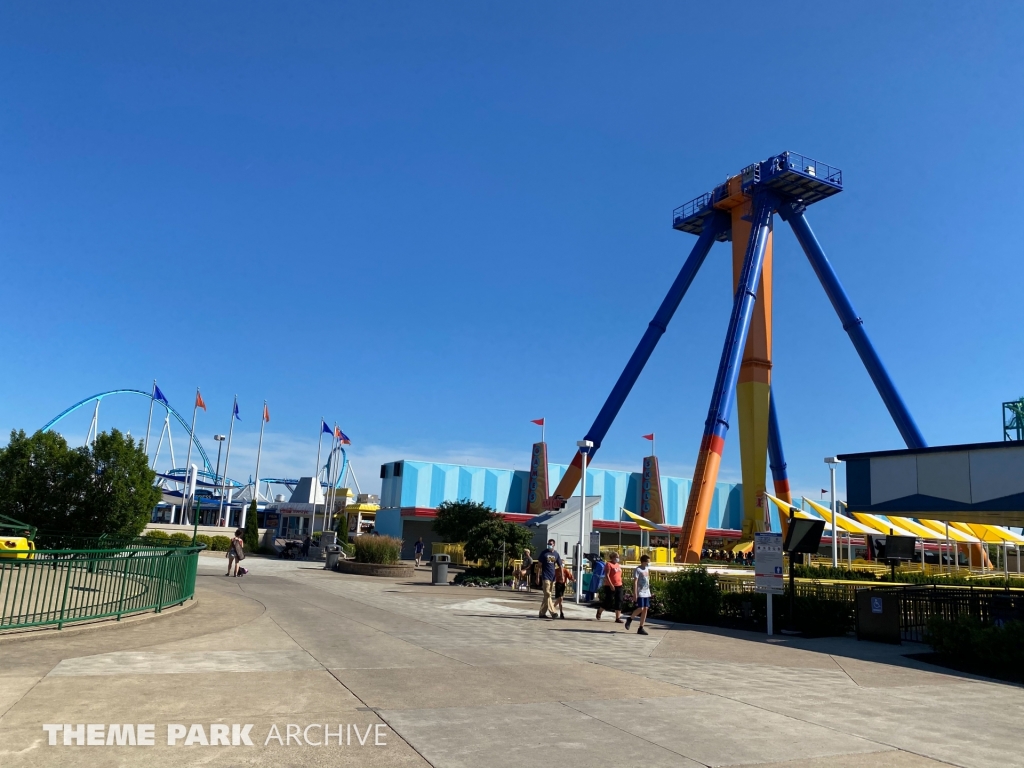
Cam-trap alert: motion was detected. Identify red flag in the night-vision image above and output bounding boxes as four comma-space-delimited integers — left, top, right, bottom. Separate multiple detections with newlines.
195, 391, 206, 412
530, 418, 545, 426
334, 425, 341, 439
263, 403, 270, 423
642, 433, 655, 441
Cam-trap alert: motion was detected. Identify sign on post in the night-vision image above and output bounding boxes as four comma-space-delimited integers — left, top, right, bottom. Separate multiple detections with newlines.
755, 532, 784, 636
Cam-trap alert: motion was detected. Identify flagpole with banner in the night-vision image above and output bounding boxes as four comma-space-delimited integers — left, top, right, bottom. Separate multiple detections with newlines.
311, 419, 330, 534
180, 388, 205, 525
643, 432, 655, 457
531, 418, 545, 445
218, 396, 240, 526
325, 425, 339, 533
249, 400, 269, 527
144, 380, 157, 456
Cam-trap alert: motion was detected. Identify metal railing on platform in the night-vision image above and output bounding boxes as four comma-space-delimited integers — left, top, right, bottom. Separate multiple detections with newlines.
0, 543, 201, 631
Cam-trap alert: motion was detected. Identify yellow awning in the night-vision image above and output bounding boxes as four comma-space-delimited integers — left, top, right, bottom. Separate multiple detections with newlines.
886, 516, 947, 540
917, 519, 979, 543
850, 512, 917, 538
951, 522, 1024, 544
619, 508, 666, 532
803, 498, 880, 536
764, 494, 822, 524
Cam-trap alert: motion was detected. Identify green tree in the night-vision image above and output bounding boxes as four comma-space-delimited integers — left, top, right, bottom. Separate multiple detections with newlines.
432, 499, 493, 543
243, 499, 260, 552
0, 428, 160, 539
463, 517, 533, 571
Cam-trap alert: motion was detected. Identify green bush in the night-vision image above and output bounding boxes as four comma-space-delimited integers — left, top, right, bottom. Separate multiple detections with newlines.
168, 532, 193, 546
210, 535, 231, 551
793, 564, 878, 582
927, 616, 1024, 683
194, 534, 213, 549
660, 567, 722, 625
341, 542, 355, 558
243, 500, 259, 553
143, 529, 169, 540
354, 535, 402, 565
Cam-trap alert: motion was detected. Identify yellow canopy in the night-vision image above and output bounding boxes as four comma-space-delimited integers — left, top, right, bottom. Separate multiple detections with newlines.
950, 521, 1024, 544
619, 508, 665, 532
803, 498, 880, 536
851, 512, 917, 538
917, 519, 979, 543
764, 494, 822, 524
886, 516, 947, 540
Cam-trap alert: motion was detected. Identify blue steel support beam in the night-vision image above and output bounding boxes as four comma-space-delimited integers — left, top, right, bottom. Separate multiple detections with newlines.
586, 211, 730, 448
550, 211, 729, 501
702, 196, 775, 446
778, 202, 927, 449
767, 392, 789, 494
678, 194, 774, 561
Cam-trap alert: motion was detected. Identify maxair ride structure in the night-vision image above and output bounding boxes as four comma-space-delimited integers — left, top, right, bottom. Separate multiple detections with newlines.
547, 151, 926, 562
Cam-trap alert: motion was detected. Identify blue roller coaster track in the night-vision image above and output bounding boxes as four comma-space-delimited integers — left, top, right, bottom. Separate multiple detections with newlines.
42, 388, 351, 497
42, 389, 213, 472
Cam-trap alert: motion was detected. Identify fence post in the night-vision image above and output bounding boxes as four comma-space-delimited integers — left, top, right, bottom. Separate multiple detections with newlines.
115, 552, 134, 620
56, 558, 73, 630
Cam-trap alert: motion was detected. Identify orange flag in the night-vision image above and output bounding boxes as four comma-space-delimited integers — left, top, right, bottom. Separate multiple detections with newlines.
195, 390, 207, 411
263, 403, 270, 423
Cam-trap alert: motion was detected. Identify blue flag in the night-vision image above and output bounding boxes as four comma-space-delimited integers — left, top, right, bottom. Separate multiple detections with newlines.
153, 384, 168, 405
321, 420, 332, 435
233, 401, 241, 420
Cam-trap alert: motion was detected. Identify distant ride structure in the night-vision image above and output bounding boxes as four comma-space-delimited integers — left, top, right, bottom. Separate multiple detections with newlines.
544, 151, 926, 562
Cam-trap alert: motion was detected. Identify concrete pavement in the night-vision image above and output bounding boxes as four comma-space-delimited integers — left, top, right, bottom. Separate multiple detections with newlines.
0, 552, 1020, 767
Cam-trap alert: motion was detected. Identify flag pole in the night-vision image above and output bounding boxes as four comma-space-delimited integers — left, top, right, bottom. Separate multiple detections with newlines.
218, 396, 238, 527
541, 419, 545, 445
181, 388, 200, 526
249, 400, 268, 527
144, 379, 157, 456
253, 401, 268, 504
311, 420, 325, 535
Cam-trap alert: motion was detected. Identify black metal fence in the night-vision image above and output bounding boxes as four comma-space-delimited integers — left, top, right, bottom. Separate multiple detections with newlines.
878, 585, 1024, 643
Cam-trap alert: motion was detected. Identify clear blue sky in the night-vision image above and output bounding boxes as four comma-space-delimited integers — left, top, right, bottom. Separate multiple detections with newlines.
2, 2, 1022, 498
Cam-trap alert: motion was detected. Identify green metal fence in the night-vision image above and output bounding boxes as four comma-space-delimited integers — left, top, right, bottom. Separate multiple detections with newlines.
0, 543, 201, 630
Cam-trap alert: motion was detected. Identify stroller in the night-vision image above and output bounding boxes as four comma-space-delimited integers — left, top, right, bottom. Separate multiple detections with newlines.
278, 540, 303, 559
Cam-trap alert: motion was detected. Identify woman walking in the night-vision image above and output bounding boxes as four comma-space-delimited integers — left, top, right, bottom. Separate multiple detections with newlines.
226, 527, 246, 576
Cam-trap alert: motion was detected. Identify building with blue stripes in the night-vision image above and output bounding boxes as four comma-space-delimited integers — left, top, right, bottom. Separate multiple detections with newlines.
376, 459, 754, 558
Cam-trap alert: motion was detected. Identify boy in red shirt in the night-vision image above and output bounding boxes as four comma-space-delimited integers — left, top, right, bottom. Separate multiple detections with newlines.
595, 551, 624, 623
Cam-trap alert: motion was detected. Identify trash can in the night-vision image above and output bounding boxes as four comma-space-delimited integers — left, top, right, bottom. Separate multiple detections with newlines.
431, 553, 450, 585
324, 545, 342, 571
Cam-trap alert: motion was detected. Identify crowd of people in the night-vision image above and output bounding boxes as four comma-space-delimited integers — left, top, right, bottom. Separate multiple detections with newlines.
702, 548, 754, 565
517, 540, 652, 635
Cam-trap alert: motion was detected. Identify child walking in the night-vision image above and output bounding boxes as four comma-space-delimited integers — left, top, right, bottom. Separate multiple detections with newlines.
625, 554, 652, 635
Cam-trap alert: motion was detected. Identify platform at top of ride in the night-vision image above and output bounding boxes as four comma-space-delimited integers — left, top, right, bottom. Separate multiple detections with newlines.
672, 150, 843, 241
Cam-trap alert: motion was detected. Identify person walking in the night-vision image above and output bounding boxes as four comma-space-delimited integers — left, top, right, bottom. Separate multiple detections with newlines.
226, 528, 246, 577
517, 548, 533, 591
537, 539, 562, 619
595, 551, 624, 623
414, 537, 425, 567
554, 560, 574, 619
301, 534, 312, 560
585, 553, 606, 603
625, 554, 652, 635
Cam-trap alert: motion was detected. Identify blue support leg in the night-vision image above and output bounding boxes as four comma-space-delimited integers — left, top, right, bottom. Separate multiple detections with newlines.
551, 211, 729, 500
767, 391, 791, 532
778, 202, 927, 449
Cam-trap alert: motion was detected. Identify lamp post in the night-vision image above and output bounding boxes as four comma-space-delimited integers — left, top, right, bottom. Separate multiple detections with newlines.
825, 456, 841, 568
576, 439, 594, 604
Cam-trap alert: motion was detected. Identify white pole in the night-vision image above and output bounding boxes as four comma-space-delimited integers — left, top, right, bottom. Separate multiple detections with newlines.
182, 390, 200, 526
152, 415, 168, 469
311, 421, 325, 534
828, 460, 838, 568
575, 443, 591, 604
541, 419, 545, 445
166, 414, 177, 475
86, 400, 100, 447
144, 380, 157, 456
218, 396, 238, 526
252, 401, 268, 507
946, 521, 952, 571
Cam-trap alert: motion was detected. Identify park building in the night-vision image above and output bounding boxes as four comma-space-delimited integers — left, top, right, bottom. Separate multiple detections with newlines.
374, 459, 765, 561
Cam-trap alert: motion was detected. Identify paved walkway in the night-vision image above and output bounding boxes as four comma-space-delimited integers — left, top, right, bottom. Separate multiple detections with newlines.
1, 553, 1021, 767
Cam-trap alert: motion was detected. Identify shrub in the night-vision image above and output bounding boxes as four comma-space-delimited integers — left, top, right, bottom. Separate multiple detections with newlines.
927, 616, 1024, 683
660, 567, 722, 625
143, 529, 169, 540
243, 500, 259, 553
341, 542, 355, 558
210, 535, 231, 552
354, 535, 402, 565
194, 534, 213, 549
168, 532, 193, 546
